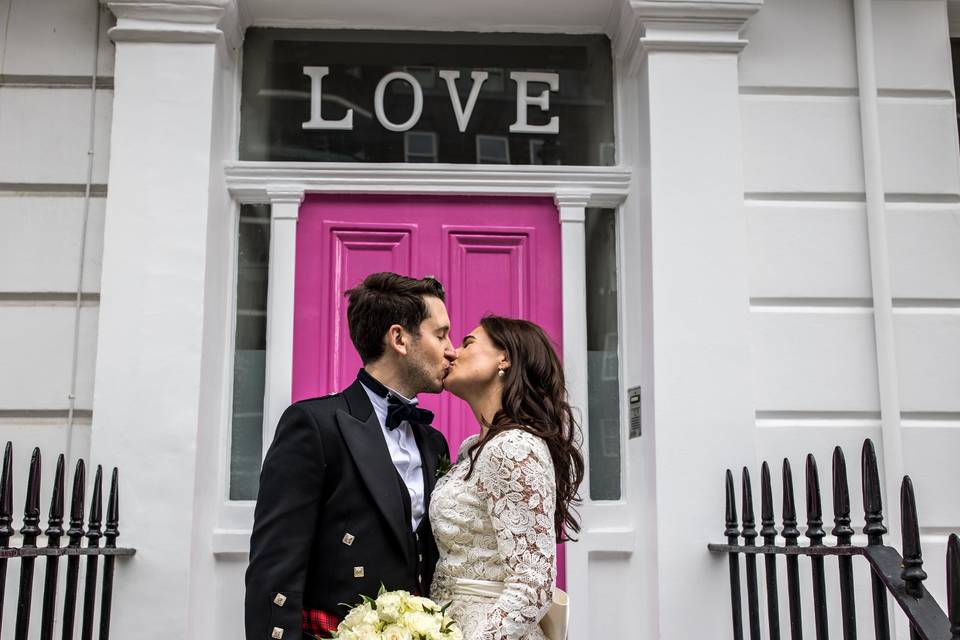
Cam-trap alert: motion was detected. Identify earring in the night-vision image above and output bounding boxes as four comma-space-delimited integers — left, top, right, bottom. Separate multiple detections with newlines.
498, 369, 505, 377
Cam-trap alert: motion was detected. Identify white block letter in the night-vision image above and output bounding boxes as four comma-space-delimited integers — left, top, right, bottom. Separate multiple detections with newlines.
374, 71, 424, 132
438, 70, 488, 133
509, 71, 559, 134
302, 66, 354, 130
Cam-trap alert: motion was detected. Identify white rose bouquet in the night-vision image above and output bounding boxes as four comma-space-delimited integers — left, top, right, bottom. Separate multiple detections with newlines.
320, 585, 463, 640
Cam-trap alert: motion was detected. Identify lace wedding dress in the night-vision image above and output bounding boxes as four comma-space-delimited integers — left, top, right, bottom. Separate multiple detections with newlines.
429, 430, 557, 640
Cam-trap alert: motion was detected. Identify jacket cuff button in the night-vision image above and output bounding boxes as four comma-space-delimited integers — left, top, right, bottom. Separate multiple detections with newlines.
271, 627, 284, 639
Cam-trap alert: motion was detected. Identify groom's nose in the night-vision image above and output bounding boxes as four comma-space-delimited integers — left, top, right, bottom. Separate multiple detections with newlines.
444, 342, 457, 361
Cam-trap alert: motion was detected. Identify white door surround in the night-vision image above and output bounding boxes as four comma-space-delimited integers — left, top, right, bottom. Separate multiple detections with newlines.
219, 162, 635, 639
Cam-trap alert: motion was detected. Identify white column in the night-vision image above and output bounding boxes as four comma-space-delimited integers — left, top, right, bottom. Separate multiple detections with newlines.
90, 2, 239, 639
262, 187, 305, 455
626, 2, 761, 638
554, 189, 592, 640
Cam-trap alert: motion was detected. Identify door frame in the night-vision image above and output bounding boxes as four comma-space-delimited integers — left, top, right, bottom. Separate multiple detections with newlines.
219, 161, 633, 638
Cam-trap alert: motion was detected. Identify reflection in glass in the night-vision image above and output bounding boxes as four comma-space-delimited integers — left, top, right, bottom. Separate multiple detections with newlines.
230, 204, 270, 501
585, 208, 622, 501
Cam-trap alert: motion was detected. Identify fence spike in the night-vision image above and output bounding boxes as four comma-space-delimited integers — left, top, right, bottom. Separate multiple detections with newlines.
105, 468, 119, 549
725, 469, 740, 541
742, 468, 758, 545
782, 459, 800, 546
805, 454, 825, 546
0, 442, 13, 544
60, 459, 86, 640
760, 462, 777, 543
947, 534, 960, 639
759, 462, 781, 640
781, 459, 803, 639
831, 447, 854, 545
20, 448, 42, 543
900, 476, 927, 598
87, 465, 103, 544
861, 439, 887, 545
39, 455, 65, 640
46, 455, 65, 541
68, 460, 86, 545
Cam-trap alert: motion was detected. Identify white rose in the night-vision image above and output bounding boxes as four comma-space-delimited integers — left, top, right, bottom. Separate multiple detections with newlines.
381, 624, 413, 640
343, 603, 380, 629
376, 593, 405, 623
400, 611, 442, 636
404, 596, 439, 614
353, 624, 382, 640
336, 629, 358, 640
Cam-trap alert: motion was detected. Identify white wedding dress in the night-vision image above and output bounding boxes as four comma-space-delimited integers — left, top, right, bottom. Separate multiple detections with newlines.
429, 429, 557, 640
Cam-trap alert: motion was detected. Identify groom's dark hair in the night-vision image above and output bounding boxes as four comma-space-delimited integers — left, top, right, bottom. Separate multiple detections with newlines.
345, 272, 446, 364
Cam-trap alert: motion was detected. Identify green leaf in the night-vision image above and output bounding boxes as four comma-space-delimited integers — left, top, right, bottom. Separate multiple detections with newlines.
378, 583, 386, 596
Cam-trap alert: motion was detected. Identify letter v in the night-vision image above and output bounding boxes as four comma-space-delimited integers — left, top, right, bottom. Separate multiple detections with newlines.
439, 70, 489, 133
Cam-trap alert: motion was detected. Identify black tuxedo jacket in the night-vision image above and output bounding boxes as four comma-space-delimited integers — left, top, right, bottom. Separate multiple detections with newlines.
244, 380, 450, 640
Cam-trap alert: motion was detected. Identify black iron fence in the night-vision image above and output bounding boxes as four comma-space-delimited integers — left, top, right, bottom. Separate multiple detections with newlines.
709, 439, 960, 640
0, 442, 135, 639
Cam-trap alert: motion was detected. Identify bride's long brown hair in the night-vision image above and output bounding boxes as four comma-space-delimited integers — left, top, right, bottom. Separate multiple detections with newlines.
463, 316, 585, 543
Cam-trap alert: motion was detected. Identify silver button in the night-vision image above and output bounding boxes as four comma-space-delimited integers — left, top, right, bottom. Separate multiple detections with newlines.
418, 554, 423, 562
271, 628, 284, 639
418, 573, 422, 583
354, 566, 365, 578
273, 593, 287, 607
342, 533, 355, 546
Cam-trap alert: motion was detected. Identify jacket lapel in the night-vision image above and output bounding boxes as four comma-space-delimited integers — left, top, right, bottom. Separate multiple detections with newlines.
337, 380, 408, 552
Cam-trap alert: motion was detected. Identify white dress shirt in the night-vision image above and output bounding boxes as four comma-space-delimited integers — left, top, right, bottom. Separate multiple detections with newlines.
360, 382, 426, 531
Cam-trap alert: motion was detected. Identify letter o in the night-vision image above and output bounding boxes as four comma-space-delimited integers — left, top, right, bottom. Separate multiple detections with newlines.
374, 71, 424, 132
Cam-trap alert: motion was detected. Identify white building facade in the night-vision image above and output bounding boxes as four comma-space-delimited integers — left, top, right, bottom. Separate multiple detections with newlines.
1, 0, 959, 638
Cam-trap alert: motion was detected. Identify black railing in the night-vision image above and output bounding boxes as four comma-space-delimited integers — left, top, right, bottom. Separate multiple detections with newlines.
709, 439, 960, 640
0, 442, 135, 639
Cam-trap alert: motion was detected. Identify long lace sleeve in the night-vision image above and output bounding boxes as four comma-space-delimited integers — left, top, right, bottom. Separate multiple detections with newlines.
476, 431, 556, 639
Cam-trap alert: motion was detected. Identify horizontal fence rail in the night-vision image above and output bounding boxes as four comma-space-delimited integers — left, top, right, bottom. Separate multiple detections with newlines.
0, 442, 135, 640
709, 439, 960, 640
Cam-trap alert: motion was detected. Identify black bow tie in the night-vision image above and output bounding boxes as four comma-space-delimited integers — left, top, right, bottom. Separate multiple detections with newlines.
385, 396, 434, 431
357, 369, 434, 431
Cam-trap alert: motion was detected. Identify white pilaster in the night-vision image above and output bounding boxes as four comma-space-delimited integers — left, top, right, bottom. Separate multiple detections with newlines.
622, 1, 762, 638
262, 187, 304, 456
90, 2, 239, 639
554, 189, 592, 640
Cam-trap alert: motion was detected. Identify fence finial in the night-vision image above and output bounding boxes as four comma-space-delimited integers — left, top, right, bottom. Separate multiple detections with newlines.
947, 533, 960, 639
21, 448, 42, 543
725, 469, 739, 541
831, 447, 854, 545
861, 439, 887, 545
742, 468, 757, 545
759, 462, 776, 543
900, 476, 927, 598
0, 442, 13, 545
805, 454, 825, 545
781, 459, 800, 546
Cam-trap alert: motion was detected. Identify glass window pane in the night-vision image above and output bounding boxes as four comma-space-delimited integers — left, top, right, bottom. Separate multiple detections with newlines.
230, 204, 270, 500
585, 208, 621, 501
239, 29, 615, 166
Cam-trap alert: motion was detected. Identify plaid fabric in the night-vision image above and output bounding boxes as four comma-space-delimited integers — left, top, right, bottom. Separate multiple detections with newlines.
302, 609, 341, 638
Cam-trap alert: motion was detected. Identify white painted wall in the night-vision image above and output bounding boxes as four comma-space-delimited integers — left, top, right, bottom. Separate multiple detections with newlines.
740, 0, 960, 636
0, 0, 113, 506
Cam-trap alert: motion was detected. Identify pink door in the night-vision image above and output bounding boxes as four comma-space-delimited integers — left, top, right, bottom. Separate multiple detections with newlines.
291, 194, 565, 583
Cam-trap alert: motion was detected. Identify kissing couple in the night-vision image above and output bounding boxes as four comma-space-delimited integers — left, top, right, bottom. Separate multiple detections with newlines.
245, 272, 584, 640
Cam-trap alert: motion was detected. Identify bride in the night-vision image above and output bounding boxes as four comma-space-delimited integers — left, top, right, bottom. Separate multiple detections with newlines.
429, 316, 585, 640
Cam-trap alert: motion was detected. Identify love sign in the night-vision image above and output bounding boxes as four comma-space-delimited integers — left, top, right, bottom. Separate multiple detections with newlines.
303, 66, 561, 135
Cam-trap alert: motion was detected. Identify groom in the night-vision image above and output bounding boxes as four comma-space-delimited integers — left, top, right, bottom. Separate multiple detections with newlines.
245, 272, 456, 640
